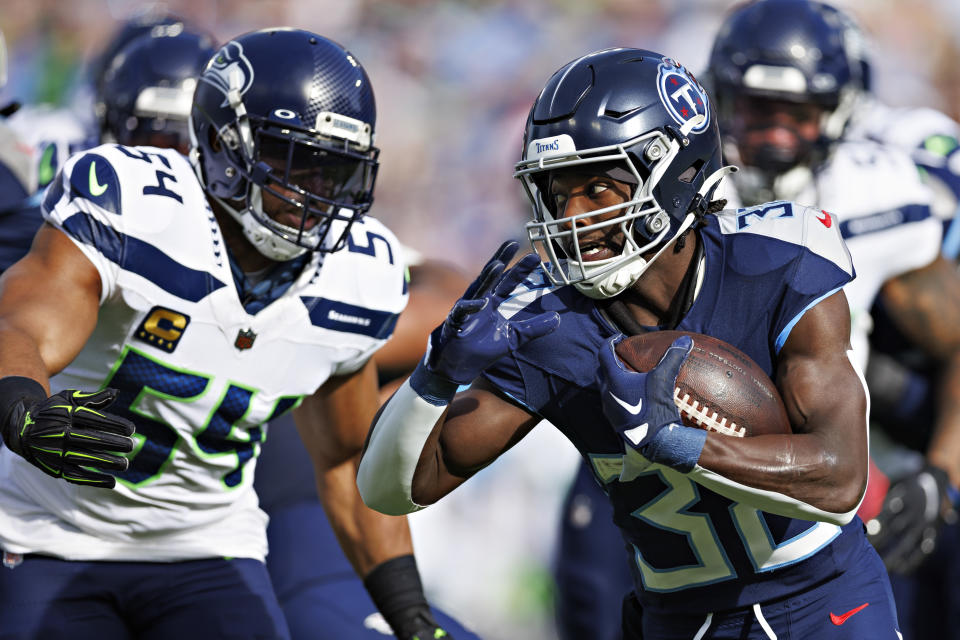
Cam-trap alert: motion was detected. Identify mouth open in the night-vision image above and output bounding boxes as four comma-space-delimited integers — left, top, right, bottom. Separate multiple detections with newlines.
572, 238, 620, 262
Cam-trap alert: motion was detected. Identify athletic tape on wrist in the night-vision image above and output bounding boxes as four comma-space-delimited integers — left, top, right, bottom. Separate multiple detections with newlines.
640, 423, 707, 473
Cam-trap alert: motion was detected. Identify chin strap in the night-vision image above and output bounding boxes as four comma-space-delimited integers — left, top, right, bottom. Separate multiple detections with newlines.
575, 212, 698, 300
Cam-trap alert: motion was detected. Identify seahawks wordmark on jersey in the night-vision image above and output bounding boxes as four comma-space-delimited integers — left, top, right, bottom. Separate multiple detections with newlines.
0, 144, 407, 562
484, 203, 861, 614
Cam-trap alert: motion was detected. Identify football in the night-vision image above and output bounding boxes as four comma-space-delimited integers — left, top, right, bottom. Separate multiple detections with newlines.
615, 331, 791, 437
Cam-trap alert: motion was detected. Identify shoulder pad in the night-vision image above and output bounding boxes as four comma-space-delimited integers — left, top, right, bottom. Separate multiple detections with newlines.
714, 201, 853, 282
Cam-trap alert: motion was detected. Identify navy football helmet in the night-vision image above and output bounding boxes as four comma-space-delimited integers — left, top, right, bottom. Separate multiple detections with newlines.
707, 0, 869, 174
515, 48, 729, 299
97, 30, 216, 153
90, 10, 190, 97
190, 28, 379, 261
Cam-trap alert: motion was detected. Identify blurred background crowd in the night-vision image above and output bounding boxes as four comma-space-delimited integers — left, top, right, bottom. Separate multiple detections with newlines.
2, 1, 960, 638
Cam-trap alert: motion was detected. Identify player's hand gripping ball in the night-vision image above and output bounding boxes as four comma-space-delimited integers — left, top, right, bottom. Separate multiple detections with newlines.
614, 330, 792, 437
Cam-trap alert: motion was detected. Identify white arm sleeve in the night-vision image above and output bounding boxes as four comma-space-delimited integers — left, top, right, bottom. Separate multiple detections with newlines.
356, 378, 447, 516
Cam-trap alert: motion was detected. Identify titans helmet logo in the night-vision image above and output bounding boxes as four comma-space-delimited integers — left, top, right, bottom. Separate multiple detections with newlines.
201, 41, 255, 108
656, 60, 710, 134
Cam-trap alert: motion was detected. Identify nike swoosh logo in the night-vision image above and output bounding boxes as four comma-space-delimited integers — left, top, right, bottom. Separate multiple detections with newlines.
610, 393, 642, 415
89, 161, 108, 196
830, 602, 869, 625
817, 210, 832, 228
623, 423, 649, 446
38, 144, 55, 186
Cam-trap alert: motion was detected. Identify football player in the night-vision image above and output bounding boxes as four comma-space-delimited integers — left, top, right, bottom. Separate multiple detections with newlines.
551, 3, 960, 636
359, 46, 901, 639
0, 27, 42, 267
708, 2, 960, 636
0, 28, 449, 640
256, 251, 481, 639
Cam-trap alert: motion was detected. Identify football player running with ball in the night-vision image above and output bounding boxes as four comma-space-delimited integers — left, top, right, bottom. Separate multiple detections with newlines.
359, 48, 901, 639
0, 29, 451, 640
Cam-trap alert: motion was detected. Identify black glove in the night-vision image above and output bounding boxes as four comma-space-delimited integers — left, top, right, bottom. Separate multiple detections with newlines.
389, 605, 450, 640
364, 555, 453, 640
865, 463, 958, 575
0, 377, 135, 489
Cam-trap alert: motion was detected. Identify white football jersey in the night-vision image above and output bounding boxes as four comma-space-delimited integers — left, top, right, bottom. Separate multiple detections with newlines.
846, 98, 960, 220
0, 144, 408, 562
717, 139, 939, 370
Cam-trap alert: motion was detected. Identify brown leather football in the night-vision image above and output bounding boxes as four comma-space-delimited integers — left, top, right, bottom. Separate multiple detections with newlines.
614, 330, 791, 437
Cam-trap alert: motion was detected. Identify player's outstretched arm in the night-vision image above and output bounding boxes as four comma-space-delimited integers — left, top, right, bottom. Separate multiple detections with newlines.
684, 290, 870, 524
0, 224, 135, 488
866, 255, 960, 572
294, 357, 449, 640
357, 241, 556, 515
878, 254, 960, 488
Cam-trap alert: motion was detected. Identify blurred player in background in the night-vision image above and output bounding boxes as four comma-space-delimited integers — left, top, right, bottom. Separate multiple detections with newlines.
359, 46, 900, 639
0, 11, 204, 271
0, 28, 42, 268
0, 28, 451, 640
709, 2, 960, 637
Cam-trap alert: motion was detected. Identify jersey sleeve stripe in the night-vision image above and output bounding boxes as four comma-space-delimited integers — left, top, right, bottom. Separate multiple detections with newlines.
774, 285, 844, 354
837, 203, 931, 240
299, 296, 399, 338
60, 212, 227, 303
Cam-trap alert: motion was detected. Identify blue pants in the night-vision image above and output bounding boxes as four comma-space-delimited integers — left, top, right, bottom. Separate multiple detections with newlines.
888, 518, 960, 639
623, 538, 900, 640
0, 553, 289, 639
554, 459, 632, 640
266, 501, 481, 639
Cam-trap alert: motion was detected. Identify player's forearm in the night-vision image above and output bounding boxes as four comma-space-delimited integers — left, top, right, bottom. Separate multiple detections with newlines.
692, 430, 866, 523
926, 352, 960, 488
317, 457, 415, 576
0, 322, 51, 391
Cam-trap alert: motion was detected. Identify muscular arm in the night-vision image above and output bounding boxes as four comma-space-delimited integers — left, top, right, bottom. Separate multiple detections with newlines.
410, 381, 542, 505
0, 224, 101, 387
689, 290, 869, 520
359, 377, 540, 514
878, 254, 960, 486
294, 357, 414, 576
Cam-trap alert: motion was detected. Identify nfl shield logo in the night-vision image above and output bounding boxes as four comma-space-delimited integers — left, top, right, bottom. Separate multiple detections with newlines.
235, 328, 257, 350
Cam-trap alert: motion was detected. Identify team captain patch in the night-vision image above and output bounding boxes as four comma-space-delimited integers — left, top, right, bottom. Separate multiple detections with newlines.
134, 306, 191, 353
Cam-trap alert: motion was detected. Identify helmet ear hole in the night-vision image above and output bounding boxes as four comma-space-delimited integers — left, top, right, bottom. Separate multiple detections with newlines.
208, 126, 222, 153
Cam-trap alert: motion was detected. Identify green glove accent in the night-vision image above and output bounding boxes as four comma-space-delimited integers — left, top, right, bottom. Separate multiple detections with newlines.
1, 384, 135, 489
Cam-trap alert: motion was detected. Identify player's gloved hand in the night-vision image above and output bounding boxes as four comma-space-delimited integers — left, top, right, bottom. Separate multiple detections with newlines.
0, 379, 135, 489
390, 604, 451, 640
598, 334, 705, 472
865, 463, 959, 575
422, 240, 559, 387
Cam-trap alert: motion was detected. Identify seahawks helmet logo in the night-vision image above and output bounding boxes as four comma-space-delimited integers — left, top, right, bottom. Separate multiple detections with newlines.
656, 59, 710, 133
201, 41, 254, 108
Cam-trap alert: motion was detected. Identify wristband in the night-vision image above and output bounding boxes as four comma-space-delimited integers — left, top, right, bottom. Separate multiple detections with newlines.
0, 376, 47, 440
409, 360, 458, 406
641, 423, 707, 473
363, 555, 433, 637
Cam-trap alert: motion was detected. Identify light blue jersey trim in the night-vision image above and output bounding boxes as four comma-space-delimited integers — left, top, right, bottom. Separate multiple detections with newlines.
774, 286, 844, 354
943, 204, 960, 260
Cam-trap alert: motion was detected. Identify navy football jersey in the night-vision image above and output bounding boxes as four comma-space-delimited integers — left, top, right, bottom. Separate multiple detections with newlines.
483, 202, 862, 614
